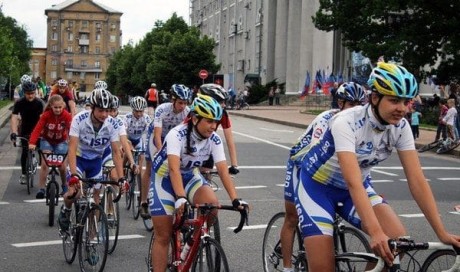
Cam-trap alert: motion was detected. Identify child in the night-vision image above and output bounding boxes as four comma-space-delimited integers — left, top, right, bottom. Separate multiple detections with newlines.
435, 99, 448, 142
410, 106, 422, 139
442, 98, 458, 144
29, 95, 72, 199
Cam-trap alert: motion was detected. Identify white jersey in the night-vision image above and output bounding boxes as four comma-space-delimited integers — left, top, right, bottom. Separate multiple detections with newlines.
302, 105, 415, 189
153, 103, 190, 140
123, 112, 151, 141
152, 123, 226, 175
69, 110, 121, 160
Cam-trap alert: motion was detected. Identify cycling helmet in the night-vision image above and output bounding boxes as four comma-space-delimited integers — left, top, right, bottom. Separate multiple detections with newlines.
199, 84, 228, 103
111, 95, 120, 109
151, 83, 156, 88
336, 82, 366, 103
130, 96, 147, 111
367, 62, 418, 99
89, 88, 112, 109
191, 94, 223, 121
22, 82, 37, 93
171, 84, 191, 100
95, 80, 108, 90
20, 74, 32, 84
57, 79, 68, 87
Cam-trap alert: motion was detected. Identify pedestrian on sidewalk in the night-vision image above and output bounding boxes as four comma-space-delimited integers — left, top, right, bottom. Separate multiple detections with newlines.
435, 99, 448, 142
275, 86, 281, 105
442, 98, 458, 142
268, 86, 275, 106
410, 106, 422, 139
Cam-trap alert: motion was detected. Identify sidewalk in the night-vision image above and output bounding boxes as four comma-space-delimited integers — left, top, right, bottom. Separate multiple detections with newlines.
228, 105, 460, 157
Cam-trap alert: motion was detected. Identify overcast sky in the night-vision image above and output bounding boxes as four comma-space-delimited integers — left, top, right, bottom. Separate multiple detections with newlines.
1, 0, 190, 48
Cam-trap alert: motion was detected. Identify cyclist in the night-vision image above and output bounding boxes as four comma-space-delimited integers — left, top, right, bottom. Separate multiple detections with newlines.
58, 89, 127, 231
198, 83, 240, 175
140, 84, 191, 219
10, 82, 45, 184
295, 62, 460, 271
145, 83, 159, 116
280, 82, 366, 272
49, 79, 77, 116
123, 96, 151, 179
149, 94, 247, 271
28, 95, 72, 199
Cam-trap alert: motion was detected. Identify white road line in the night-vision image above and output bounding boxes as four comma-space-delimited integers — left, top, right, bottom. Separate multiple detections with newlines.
259, 127, 295, 133
276, 184, 284, 187
0, 166, 21, 170
24, 198, 64, 203
238, 166, 286, 169
0, 201, 9, 205
12, 234, 145, 248
438, 178, 460, 181
235, 185, 267, 189
371, 180, 394, 183
370, 169, 398, 176
449, 212, 460, 216
374, 166, 460, 170
399, 213, 425, 218
228, 224, 267, 230
399, 179, 432, 182
233, 131, 291, 150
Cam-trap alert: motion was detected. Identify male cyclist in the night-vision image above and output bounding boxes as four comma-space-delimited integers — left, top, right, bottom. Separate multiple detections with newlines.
145, 83, 159, 116
10, 82, 45, 184
49, 79, 77, 116
123, 96, 151, 180
58, 89, 127, 231
140, 84, 191, 218
279, 82, 366, 272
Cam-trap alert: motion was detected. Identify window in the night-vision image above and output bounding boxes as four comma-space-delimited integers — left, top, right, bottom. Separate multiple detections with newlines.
81, 60, 87, 67
67, 72, 73, 79
80, 46, 88, 53
96, 22, 101, 28
111, 47, 116, 53
68, 21, 74, 27
111, 23, 116, 30
80, 33, 89, 40
110, 35, 116, 43
51, 45, 58, 52
52, 32, 58, 40
50, 71, 57, 79
80, 72, 85, 80
95, 33, 101, 41
82, 21, 88, 28
95, 47, 101, 54
68, 32, 73, 41
95, 61, 101, 68
95, 73, 100, 79
66, 46, 73, 53
51, 20, 58, 27
66, 59, 73, 67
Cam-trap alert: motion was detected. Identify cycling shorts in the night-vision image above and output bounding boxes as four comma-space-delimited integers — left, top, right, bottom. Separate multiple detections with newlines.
295, 172, 385, 238
284, 159, 301, 203
68, 156, 103, 189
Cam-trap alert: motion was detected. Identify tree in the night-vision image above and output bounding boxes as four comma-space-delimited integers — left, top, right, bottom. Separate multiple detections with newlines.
106, 13, 220, 96
313, 0, 460, 82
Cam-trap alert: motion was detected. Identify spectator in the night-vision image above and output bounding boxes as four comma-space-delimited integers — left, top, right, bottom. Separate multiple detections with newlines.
330, 82, 339, 109
275, 86, 281, 105
435, 99, 448, 142
228, 87, 236, 109
410, 106, 422, 139
443, 98, 458, 142
268, 86, 275, 105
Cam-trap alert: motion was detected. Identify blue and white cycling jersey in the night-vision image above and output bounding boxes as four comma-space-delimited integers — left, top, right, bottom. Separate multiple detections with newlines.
123, 112, 151, 145
69, 110, 121, 160
145, 103, 190, 159
102, 115, 127, 165
301, 104, 415, 189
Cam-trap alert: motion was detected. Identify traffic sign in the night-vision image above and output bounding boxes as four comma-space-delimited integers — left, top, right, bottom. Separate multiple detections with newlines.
199, 69, 208, 80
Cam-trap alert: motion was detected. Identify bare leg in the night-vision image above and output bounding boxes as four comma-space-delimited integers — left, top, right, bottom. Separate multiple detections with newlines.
281, 201, 298, 269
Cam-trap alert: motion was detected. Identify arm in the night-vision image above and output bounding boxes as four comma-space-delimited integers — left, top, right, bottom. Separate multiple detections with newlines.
29, 113, 47, 147
68, 136, 79, 175
399, 149, 460, 246
168, 155, 186, 197
10, 114, 19, 136
120, 135, 135, 166
111, 141, 125, 179
215, 161, 238, 201
154, 127, 163, 151
68, 100, 77, 116
223, 127, 238, 167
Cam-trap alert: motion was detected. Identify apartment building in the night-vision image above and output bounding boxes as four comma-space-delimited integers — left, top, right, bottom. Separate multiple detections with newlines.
189, 0, 350, 94
44, 0, 122, 91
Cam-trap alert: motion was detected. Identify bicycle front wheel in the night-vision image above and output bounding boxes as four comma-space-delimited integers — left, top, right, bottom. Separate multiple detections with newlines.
62, 202, 78, 264
47, 179, 58, 227
191, 237, 229, 272
78, 205, 108, 272
125, 171, 134, 210
421, 249, 456, 272
26, 151, 33, 195
335, 226, 371, 272
132, 173, 141, 220
104, 186, 120, 254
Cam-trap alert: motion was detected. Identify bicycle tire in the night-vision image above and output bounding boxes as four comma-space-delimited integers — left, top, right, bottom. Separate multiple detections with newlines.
147, 232, 174, 271
132, 173, 141, 220
436, 141, 460, 154
26, 151, 33, 195
335, 226, 371, 271
420, 249, 456, 272
242, 103, 249, 110
191, 237, 229, 272
262, 212, 304, 272
125, 171, 134, 210
62, 202, 78, 264
418, 142, 437, 153
78, 204, 108, 272
143, 216, 153, 232
104, 186, 120, 254
47, 178, 58, 227
211, 215, 221, 244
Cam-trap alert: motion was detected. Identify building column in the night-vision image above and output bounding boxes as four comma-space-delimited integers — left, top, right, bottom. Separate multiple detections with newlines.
273, 1, 288, 84
298, 0, 315, 94
285, 0, 301, 93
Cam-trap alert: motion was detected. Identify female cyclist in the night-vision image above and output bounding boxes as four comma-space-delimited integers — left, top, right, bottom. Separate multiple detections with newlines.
148, 94, 247, 271
295, 62, 460, 271
280, 82, 366, 272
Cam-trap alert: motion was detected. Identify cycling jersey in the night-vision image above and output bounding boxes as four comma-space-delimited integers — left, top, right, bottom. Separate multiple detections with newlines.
145, 102, 190, 159
102, 115, 127, 165
69, 110, 121, 160
12, 97, 45, 136
123, 112, 151, 148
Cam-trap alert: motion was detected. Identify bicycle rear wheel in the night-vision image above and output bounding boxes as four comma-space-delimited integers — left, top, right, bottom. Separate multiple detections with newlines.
78, 204, 108, 272
418, 142, 437, 153
191, 237, 229, 272
125, 171, 134, 210
132, 173, 141, 220
143, 216, 153, 231
62, 203, 78, 264
26, 151, 33, 195
436, 141, 460, 154
335, 226, 371, 271
47, 178, 58, 227
103, 186, 120, 254
421, 249, 456, 272
262, 212, 304, 272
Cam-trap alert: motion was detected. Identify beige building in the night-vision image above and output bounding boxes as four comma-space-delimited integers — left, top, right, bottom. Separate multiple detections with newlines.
44, 0, 122, 91
30, 48, 47, 81
189, 0, 350, 94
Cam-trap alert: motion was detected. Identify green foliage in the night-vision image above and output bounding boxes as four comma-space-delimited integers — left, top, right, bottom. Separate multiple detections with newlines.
420, 107, 439, 127
246, 79, 285, 104
106, 13, 220, 96
0, 10, 32, 84
313, 0, 460, 82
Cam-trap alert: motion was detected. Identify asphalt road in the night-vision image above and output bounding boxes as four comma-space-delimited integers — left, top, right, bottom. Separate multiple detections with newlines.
1, 110, 460, 271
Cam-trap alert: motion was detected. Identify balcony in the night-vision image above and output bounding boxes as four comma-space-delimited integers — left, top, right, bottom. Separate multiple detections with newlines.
64, 64, 102, 73
78, 39, 89, 46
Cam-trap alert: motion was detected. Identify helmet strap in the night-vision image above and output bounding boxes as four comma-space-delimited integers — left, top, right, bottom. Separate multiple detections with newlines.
370, 92, 389, 126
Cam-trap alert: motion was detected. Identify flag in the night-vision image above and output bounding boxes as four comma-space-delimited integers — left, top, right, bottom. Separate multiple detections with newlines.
299, 71, 310, 98
337, 71, 344, 84
322, 72, 335, 95
314, 70, 324, 94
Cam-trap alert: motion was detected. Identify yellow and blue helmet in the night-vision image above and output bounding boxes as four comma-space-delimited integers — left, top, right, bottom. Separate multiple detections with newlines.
367, 62, 418, 99
191, 94, 223, 121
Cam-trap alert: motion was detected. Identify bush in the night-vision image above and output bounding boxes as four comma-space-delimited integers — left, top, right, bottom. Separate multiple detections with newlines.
246, 79, 285, 104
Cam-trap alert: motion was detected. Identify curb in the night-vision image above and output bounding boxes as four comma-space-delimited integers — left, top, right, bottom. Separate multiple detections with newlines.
0, 102, 13, 129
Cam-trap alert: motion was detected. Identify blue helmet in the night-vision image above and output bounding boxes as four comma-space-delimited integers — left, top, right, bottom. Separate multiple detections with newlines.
191, 94, 223, 121
22, 82, 37, 92
171, 84, 191, 100
367, 62, 418, 99
336, 82, 366, 104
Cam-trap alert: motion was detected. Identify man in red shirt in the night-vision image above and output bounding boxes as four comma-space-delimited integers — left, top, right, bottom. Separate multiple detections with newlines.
145, 83, 158, 116
50, 78, 77, 116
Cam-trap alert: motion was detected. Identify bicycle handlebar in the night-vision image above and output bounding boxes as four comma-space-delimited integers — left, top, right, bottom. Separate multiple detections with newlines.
13, 136, 30, 147
192, 203, 249, 234
66, 178, 123, 203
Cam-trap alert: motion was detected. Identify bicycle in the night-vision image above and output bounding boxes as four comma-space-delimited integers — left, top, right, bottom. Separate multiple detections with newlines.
124, 149, 144, 220
60, 177, 122, 272
335, 237, 460, 272
262, 211, 371, 272
147, 203, 249, 272
436, 138, 460, 154
38, 150, 67, 227
14, 136, 39, 195
418, 140, 443, 153
101, 160, 121, 254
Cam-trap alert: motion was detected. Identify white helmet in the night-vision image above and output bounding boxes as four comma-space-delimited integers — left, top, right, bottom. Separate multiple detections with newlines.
20, 74, 32, 84
95, 80, 108, 90
130, 96, 147, 111
89, 89, 112, 109
57, 79, 68, 87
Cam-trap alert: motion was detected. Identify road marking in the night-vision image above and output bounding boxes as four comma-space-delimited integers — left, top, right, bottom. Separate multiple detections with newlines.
12, 234, 145, 248
0, 201, 9, 205
259, 127, 295, 133
276, 184, 284, 187
370, 169, 398, 176
399, 213, 425, 218
233, 131, 291, 150
24, 198, 64, 203
371, 180, 394, 183
239, 166, 286, 169
449, 212, 460, 216
235, 185, 267, 189
399, 179, 431, 182
438, 178, 460, 181
0, 166, 21, 170
228, 224, 267, 230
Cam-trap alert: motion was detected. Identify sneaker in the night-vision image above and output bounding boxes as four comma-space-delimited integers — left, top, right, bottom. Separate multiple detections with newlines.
19, 174, 26, 185
58, 206, 71, 231
139, 202, 151, 219
36, 188, 45, 199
